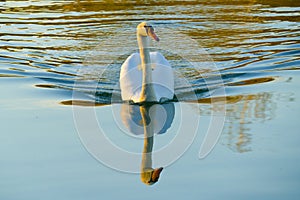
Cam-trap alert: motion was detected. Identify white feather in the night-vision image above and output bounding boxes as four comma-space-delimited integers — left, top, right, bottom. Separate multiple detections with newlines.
120, 51, 174, 103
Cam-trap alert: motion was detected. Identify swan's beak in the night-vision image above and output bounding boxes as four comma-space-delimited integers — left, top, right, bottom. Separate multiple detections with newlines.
148, 29, 160, 42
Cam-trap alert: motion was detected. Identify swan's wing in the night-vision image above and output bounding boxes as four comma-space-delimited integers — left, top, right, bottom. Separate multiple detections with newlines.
150, 52, 170, 70
150, 52, 174, 101
120, 53, 142, 102
120, 52, 174, 102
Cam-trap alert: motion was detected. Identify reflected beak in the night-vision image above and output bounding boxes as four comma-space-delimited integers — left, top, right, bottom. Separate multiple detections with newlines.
148, 28, 160, 42
141, 167, 163, 185
151, 167, 163, 182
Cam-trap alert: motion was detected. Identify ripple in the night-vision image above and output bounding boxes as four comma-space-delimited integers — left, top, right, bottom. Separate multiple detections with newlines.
60, 100, 109, 107
0, 0, 299, 105
227, 77, 275, 86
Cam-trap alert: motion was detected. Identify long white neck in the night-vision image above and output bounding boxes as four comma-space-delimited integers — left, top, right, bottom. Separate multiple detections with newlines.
137, 34, 156, 102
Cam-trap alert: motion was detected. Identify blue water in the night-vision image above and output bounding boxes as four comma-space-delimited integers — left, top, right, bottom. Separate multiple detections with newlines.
1, 1, 300, 199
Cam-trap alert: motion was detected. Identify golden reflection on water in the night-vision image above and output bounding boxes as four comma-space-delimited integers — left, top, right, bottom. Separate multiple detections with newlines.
190, 87, 283, 153
60, 99, 108, 107
227, 77, 275, 87
222, 92, 276, 153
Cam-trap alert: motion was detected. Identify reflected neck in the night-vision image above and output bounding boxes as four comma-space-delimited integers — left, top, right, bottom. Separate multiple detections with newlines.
137, 34, 156, 102
140, 105, 154, 170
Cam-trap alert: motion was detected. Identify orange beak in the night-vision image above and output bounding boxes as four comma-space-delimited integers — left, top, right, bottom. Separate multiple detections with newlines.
148, 28, 160, 42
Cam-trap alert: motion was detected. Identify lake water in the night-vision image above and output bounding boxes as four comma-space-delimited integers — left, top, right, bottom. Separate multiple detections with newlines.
1, 0, 300, 199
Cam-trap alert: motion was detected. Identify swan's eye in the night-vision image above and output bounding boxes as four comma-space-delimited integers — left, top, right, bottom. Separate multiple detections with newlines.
144, 25, 154, 34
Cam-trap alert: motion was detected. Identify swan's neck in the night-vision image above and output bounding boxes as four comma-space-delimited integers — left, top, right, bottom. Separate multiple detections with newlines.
137, 34, 156, 102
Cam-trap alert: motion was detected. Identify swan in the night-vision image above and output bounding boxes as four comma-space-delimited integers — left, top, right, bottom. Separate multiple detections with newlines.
120, 22, 174, 103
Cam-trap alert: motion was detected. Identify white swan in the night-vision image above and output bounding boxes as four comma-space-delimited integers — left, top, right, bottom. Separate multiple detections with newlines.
120, 22, 174, 103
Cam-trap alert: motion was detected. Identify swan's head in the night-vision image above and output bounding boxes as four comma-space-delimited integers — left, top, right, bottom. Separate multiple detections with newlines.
137, 22, 160, 42
140, 167, 163, 185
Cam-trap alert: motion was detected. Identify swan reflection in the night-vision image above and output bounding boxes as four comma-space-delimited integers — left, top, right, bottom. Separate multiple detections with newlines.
120, 103, 175, 185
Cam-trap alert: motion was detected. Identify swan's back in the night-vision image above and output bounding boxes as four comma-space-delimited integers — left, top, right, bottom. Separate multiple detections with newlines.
120, 52, 174, 103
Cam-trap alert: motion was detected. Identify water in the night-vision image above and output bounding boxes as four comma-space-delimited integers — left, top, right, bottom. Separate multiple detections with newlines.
1, 0, 300, 199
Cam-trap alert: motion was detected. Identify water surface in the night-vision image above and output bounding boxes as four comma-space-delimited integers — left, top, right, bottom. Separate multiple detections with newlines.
1, 1, 300, 199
